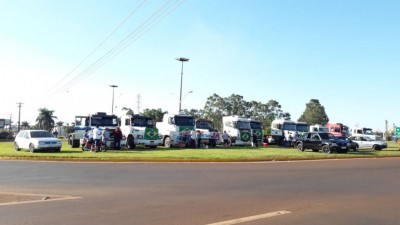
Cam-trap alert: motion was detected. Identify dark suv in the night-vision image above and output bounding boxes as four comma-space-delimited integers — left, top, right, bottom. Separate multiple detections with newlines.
296, 132, 350, 153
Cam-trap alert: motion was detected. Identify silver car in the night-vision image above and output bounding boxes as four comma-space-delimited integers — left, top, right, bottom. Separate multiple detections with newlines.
348, 135, 387, 151
14, 130, 62, 153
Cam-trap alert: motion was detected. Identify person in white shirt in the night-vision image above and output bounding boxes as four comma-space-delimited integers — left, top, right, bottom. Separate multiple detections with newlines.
102, 129, 110, 148
93, 125, 102, 150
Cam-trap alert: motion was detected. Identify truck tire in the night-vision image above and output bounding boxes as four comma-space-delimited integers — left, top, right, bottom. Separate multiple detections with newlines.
164, 137, 171, 148
296, 143, 304, 151
127, 136, 135, 149
322, 145, 331, 154
72, 139, 80, 148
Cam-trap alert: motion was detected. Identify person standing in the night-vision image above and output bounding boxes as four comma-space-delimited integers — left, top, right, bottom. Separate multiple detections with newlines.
222, 131, 230, 147
93, 125, 102, 151
252, 133, 258, 148
113, 127, 122, 150
102, 129, 110, 149
196, 130, 202, 148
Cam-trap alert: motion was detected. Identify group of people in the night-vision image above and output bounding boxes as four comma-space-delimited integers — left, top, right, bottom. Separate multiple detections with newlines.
83, 126, 123, 150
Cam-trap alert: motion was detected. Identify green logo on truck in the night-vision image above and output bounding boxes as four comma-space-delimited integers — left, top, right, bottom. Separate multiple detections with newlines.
145, 128, 159, 140
240, 130, 251, 142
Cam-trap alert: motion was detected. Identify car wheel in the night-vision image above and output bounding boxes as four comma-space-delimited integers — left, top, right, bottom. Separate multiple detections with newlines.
322, 145, 331, 154
29, 144, 35, 153
127, 136, 135, 149
296, 143, 304, 151
353, 144, 359, 151
164, 137, 171, 148
373, 145, 381, 151
14, 143, 21, 151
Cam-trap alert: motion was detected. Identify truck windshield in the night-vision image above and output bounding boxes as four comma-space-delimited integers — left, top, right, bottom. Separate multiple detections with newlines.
174, 116, 195, 126
296, 124, 309, 132
90, 116, 118, 126
196, 121, 214, 130
363, 128, 373, 135
250, 121, 262, 129
283, 123, 296, 131
133, 118, 154, 128
236, 121, 251, 129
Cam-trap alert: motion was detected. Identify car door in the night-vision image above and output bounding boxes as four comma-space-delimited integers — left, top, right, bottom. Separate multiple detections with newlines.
358, 136, 370, 149
311, 134, 321, 149
19, 131, 29, 149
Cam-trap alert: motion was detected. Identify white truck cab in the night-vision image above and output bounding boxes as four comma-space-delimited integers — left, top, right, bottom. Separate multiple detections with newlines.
349, 127, 381, 140
222, 116, 252, 146
120, 114, 162, 149
270, 119, 297, 144
156, 113, 195, 147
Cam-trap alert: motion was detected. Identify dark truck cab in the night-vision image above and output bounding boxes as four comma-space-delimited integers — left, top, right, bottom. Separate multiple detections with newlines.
296, 132, 349, 153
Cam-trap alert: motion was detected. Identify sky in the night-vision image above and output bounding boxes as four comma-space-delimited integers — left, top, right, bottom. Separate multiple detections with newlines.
1, 0, 399, 132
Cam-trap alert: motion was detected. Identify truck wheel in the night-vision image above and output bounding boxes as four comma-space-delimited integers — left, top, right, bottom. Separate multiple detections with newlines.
164, 137, 171, 148
296, 143, 304, 151
322, 145, 331, 154
127, 136, 135, 149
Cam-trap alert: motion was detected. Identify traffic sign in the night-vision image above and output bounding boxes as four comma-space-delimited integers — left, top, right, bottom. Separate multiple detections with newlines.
396, 127, 400, 137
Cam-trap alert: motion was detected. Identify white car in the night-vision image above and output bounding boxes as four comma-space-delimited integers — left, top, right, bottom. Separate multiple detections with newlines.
348, 136, 387, 151
14, 130, 62, 153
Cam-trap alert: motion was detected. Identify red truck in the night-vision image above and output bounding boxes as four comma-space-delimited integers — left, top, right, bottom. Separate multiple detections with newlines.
325, 122, 348, 137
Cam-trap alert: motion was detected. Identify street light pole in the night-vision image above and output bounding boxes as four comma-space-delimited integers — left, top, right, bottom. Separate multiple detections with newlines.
109, 85, 118, 114
176, 57, 189, 113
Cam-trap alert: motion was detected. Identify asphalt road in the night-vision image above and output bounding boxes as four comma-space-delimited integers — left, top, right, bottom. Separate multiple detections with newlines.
0, 158, 399, 225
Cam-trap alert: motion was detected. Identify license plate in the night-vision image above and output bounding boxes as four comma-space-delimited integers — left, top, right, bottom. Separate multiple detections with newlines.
150, 141, 154, 144
341, 147, 346, 149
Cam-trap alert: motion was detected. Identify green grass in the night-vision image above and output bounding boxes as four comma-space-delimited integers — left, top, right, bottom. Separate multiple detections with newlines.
0, 140, 399, 162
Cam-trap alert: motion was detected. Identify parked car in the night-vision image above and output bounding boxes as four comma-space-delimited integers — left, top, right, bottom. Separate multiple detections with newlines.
295, 132, 350, 153
14, 130, 62, 153
348, 136, 387, 151
337, 136, 359, 151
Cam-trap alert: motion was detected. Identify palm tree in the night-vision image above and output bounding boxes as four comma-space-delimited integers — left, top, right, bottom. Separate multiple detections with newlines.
122, 107, 134, 116
21, 121, 30, 130
36, 108, 58, 131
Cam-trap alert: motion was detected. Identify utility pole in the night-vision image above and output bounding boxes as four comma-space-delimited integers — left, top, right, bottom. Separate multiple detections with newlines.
17, 102, 23, 132
8, 114, 12, 134
136, 94, 142, 114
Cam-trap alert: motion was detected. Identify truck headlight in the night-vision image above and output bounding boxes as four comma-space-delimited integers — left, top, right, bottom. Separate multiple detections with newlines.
138, 135, 143, 139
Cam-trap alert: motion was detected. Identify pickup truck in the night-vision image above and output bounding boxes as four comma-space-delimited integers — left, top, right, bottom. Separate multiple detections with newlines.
295, 132, 350, 153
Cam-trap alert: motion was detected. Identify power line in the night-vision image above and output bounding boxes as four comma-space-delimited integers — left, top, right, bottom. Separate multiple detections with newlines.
47, 0, 148, 95
52, 0, 185, 95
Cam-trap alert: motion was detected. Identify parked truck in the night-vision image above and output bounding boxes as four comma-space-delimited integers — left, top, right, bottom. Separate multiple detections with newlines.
222, 116, 252, 146
349, 127, 381, 140
120, 114, 162, 149
195, 119, 221, 147
269, 119, 297, 145
326, 122, 348, 137
156, 113, 195, 148
309, 124, 329, 133
248, 118, 264, 145
68, 112, 122, 148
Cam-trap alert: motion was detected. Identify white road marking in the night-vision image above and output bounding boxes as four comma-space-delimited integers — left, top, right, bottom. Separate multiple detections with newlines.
206, 210, 292, 225
0, 192, 81, 206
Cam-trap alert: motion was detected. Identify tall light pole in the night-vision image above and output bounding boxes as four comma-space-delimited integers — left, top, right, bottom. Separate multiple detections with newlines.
109, 85, 118, 114
176, 57, 189, 113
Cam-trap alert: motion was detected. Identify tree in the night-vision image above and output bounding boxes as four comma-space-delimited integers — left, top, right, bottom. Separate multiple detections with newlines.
298, 99, 329, 125
36, 108, 58, 131
122, 107, 134, 116
21, 121, 30, 130
142, 108, 168, 122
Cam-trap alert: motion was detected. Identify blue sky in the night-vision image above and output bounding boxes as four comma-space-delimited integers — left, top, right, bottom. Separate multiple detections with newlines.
1, 0, 399, 132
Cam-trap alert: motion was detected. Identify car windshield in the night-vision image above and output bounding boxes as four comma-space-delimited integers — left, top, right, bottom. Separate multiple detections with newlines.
30, 131, 53, 138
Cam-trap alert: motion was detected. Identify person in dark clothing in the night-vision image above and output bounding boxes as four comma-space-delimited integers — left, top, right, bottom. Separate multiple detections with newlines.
113, 127, 122, 150
252, 133, 258, 147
